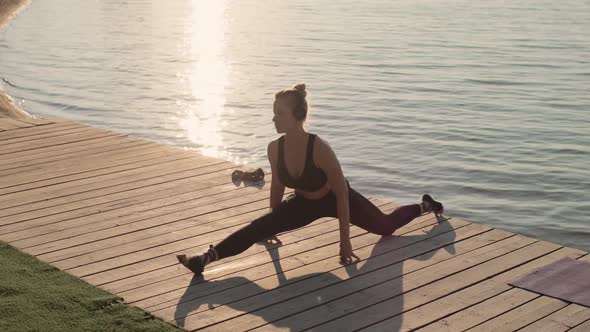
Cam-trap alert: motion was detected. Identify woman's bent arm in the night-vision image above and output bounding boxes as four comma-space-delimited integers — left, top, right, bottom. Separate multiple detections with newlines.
314, 136, 358, 263
268, 141, 286, 211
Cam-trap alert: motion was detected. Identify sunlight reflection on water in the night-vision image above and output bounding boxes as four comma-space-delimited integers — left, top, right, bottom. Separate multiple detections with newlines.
179, 1, 229, 160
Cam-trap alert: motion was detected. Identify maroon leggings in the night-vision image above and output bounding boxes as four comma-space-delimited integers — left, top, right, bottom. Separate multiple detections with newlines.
213, 180, 421, 260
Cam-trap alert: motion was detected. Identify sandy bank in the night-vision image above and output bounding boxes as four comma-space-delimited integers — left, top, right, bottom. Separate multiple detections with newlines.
0, 0, 33, 119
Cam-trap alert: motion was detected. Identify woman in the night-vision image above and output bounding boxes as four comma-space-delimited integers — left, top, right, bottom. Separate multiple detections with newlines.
177, 83, 444, 275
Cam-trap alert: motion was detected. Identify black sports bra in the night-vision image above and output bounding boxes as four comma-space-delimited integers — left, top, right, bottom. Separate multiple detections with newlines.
277, 133, 328, 191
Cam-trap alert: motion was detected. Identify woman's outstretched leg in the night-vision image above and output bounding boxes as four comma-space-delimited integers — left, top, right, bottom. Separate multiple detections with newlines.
347, 183, 443, 236
177, 192, 336, 275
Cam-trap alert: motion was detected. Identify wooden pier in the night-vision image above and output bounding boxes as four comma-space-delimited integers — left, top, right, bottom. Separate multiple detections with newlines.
1, 117, 589, 331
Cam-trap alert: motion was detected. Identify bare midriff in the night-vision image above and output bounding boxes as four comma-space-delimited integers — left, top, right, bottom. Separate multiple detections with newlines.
294, 182, 332, 200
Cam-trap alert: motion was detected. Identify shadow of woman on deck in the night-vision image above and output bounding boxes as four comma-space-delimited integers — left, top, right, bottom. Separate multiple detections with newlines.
173, 216, 455, 331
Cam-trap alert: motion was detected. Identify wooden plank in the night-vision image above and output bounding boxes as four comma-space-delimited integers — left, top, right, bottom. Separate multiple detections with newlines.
0, 137, 201, 180
8, 117, 56, 126
0, 119, 20, 130
465, 296, 569, 331
425, 288, 543, 329
0, 120, 99, 141
34, 189, 277, 260
518, 303, 590, 332
1, 125, 101, 146
0, 132, 126, 160
0, 121, 81, 141
1, 171, 246, 245
0, 168, 242, 242
0, 162, 234, 231
0, 132, 128, 161
0, 123, 108, 151
251, 240, 559, 332
411, 285, 541, 331
26, 179, 277, 254
0, 143, 196, 191
0, 121, 79, 142
0, 138, 152, 176
2, 155, 223, 225
0, 134, 145, 169
39, 188, 277, 267
138, 215, 464, 317
0, 141, 187, 189
165, 226, 509, 331
385, 250, 588, 331
569, 318, 590, 331
0, 148, 208, 206
14, 172, 266, 250
0, 152, 223, 211
0, 135, 146, 169
0, 118, 36, 128
0, 128, 124, 155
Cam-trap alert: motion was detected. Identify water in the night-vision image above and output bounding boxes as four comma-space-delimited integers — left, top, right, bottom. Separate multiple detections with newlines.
1, 0, 588, 252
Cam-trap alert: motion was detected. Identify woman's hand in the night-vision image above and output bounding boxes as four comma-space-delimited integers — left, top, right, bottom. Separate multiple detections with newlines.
339, 239, 360, 265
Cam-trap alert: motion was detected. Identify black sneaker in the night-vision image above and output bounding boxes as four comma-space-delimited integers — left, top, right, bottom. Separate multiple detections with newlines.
422, 194, 444, 216
176, 254, 204, 275
231, 168, 265, 184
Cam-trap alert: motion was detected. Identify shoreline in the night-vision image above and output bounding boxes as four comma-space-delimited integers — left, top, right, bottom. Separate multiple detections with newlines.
0, 0, 34, 119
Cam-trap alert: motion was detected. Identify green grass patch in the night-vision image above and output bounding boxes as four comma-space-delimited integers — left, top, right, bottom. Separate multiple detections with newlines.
0, 241, 182, 332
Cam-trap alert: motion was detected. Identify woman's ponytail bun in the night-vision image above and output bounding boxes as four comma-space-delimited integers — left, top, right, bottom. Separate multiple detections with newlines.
293, 83, 307, 97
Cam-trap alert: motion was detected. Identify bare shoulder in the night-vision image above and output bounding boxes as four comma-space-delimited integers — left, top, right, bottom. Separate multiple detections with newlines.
267, 137, 280, 163
313, 134, 338, 165
314, 134, 335, 154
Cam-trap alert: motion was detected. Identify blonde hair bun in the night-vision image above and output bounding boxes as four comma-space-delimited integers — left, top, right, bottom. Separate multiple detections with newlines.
293, 83, 307, 97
